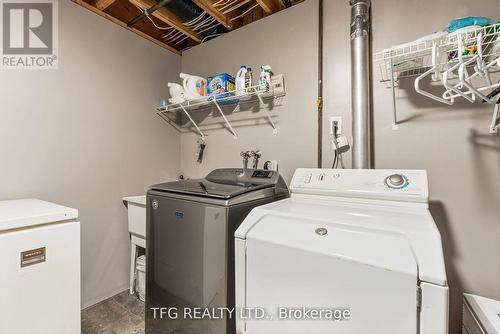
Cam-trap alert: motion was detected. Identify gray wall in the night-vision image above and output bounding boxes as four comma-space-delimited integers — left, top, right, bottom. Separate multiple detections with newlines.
180, 0, 319, 181
0, 1, 181, 308
324, 1, 500, 333
181, 1, 500, 332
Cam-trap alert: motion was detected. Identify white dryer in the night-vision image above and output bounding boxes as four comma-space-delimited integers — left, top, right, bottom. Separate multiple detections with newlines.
235, 169, 449, 334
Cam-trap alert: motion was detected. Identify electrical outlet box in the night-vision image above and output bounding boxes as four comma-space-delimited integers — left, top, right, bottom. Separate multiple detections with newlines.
330, 116, 342, 135
271, 74, 285, 95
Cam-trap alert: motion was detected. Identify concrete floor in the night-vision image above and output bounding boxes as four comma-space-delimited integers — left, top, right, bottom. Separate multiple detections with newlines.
82, 291, 144, 334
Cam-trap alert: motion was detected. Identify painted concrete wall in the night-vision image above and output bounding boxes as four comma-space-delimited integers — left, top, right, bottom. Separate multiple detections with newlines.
180, 0, 319, 182
323, 1, 500, 333
0, 1, 181, 308
181, 1, 500, 332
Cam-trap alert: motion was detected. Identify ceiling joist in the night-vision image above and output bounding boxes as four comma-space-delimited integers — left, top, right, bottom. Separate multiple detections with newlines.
192, 0, 238, 31
93, 0, 116, 11
256, 0, 280, 14
73, 0, 303, 54
72, 0, 181, 54
129, 0, 202, 43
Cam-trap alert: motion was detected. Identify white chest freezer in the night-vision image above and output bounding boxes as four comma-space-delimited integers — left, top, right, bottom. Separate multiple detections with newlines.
0, 199, 81, 334
235, 169, 449, 334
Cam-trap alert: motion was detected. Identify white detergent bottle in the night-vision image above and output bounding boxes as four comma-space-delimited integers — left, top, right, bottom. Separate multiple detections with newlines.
235, 66, 247, 96
180, 73, 207, 100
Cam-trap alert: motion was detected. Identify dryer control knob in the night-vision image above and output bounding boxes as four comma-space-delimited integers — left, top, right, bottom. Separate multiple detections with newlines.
385, 174, 407, 189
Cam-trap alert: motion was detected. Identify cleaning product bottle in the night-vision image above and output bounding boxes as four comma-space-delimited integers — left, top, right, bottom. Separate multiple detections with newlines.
235, 66, 247, 96
180, 73, 207, 100
259, 65, 272, 91
245, 67, 253, 91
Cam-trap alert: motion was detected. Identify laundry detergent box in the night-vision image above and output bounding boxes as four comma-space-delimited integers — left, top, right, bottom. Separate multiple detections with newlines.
207, 73, 236, 100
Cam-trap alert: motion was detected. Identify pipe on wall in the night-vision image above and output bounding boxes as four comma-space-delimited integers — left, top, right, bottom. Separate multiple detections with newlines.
317, 0, 323, 168
350, 0, 372, 169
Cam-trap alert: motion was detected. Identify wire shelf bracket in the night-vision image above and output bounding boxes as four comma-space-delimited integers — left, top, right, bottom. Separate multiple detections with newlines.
180, 104, 206, 140
156, 80, 285, 137
212, 96, 238, 139
490, 103, 500, 134
256, 92, 278, 135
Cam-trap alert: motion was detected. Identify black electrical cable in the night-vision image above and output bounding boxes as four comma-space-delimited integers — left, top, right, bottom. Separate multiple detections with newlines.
332, 151, 338, 169
332, 122, 342, 169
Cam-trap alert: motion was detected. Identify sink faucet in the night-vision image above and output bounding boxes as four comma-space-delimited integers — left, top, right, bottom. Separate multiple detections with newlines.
251, 150, 262, 169
240, 151, 251, 169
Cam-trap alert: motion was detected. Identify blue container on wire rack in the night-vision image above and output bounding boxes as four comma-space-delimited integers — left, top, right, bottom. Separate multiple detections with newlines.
207, 73, 238, 105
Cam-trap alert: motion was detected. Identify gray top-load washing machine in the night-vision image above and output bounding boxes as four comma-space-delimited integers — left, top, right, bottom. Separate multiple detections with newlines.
146, 168, 289, 334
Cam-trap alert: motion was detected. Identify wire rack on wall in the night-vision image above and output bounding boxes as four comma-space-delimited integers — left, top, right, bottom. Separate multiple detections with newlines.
156, 79, 286, 139
374, 22, 500, 133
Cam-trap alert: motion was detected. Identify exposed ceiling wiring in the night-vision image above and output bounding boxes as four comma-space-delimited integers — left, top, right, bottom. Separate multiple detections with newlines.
218, 0, 239, 11
183, 11, 206, 27
161, 29, 178, 40
123, 0, 296, 49
201, 33, 224, 43
198, 23, 221, 34
147, 15, 174, 30
168, 32, 186, 43
213, 0, 231, 8
230, 3, 259, 21
191, 16, 216, 31
222, 0, 251, 14
174, 36, 189, 45
131, 3, 174, 31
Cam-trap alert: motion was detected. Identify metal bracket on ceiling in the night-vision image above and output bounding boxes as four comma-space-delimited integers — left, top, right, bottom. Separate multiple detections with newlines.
128, 0, 173, 27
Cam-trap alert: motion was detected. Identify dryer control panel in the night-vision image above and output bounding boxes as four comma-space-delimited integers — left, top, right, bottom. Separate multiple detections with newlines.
290, 169, 429, 203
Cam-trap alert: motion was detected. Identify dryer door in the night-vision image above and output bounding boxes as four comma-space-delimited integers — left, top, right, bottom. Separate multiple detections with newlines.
243, 216, 419, 334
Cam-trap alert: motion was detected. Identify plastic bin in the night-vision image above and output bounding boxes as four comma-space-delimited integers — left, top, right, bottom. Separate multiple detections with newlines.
136, 255, 146, 302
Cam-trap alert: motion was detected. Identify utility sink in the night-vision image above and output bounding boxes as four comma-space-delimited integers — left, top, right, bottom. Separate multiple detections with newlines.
123, 196, 146, 243
123, 195, 146, 295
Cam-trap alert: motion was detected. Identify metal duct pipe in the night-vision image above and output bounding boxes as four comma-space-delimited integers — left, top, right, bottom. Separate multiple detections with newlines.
350, 0, 372, 169
166, 0, 203, 21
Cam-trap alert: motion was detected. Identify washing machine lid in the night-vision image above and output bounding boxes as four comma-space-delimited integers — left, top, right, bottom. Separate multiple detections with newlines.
236, 197, 447, 286
0, 198, 78, 232
150, 168, 285, 200
150, 179, 274, 199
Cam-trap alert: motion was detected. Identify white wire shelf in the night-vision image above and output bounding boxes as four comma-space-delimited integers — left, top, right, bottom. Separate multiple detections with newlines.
374, 22, 500, 133
374, 22, 500, 85
156, 81, 286, 138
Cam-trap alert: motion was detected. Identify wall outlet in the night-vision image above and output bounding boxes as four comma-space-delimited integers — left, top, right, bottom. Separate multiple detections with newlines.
330, 116, 342, 135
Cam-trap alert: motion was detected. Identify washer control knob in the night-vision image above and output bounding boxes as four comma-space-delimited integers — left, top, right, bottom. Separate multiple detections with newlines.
385, 174, 407, 189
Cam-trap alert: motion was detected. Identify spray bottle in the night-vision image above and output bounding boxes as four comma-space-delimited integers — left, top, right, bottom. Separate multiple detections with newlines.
235, 65, 248, 96
259, 65, 272, 91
